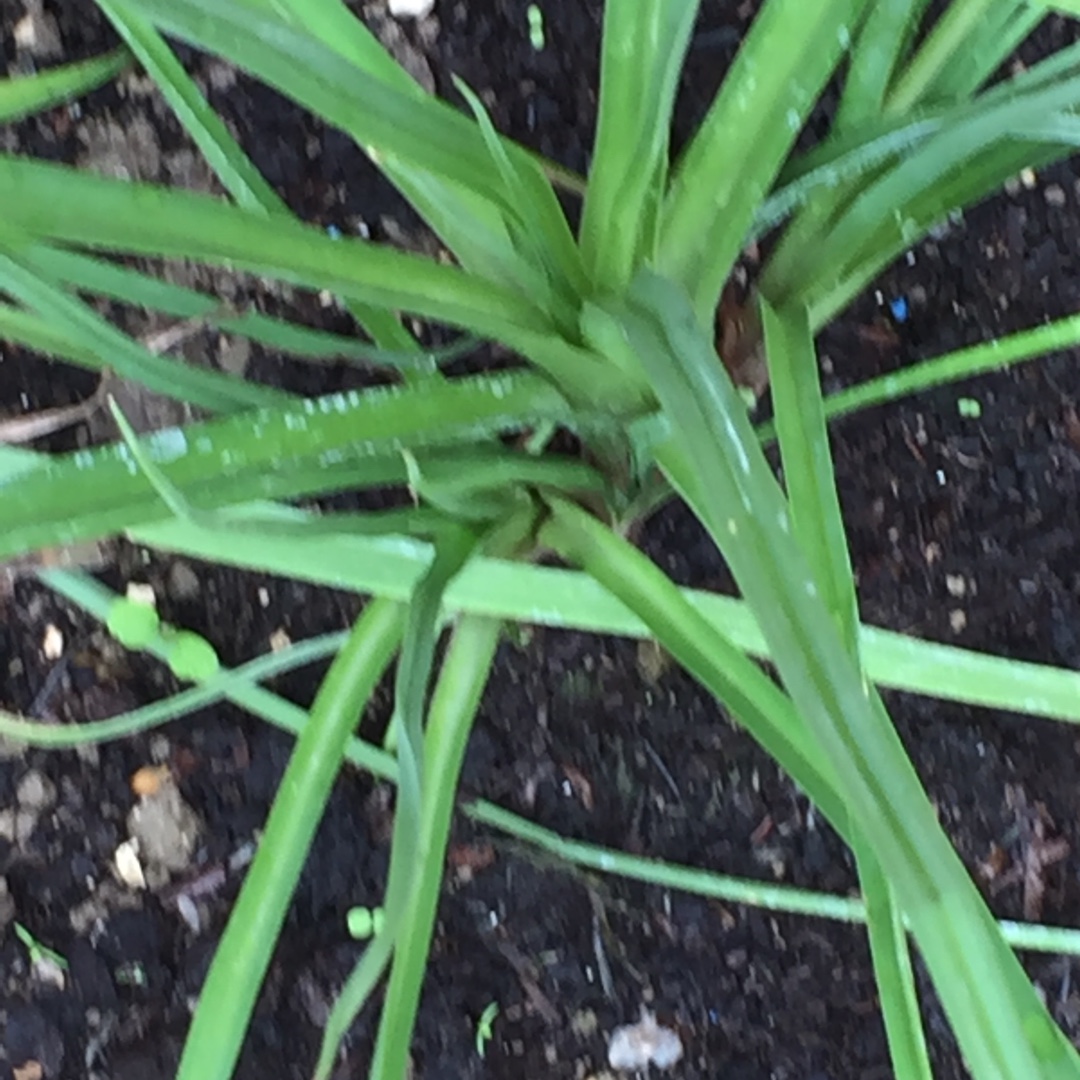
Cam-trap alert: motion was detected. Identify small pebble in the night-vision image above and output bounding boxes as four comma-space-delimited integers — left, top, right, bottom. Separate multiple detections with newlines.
13, 7, 63, 58
607, 1009, 683, 1071
388, 0, 435, 16
17, 770, 57, 812
41, 624, 63, 661
113, 838, 147, 890
168, 562, 200, 600
126, 581, 157, 607
1045, 183, 1067, 207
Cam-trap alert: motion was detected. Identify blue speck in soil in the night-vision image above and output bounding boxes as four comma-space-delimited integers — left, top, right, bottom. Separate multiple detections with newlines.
889, 296, 909, 322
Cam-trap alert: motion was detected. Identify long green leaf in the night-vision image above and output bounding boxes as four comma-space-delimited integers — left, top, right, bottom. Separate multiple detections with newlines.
814, 312, 1080, 424
36, 566, 1080, 965
658, 0, 871, 322
100, 0, 428, 363
121, 0, 585, 303
540, 496, 847, 830
366, 510, 535, 1080
28, 244, 468, 373
782, 51, 1080, 316
760, 301, 857, 649
0, 49, 130, 124
836, 0, 931, 128
175, 598, 403, 1080
126, 514, 1080, 726
313, 524, 480, 1080
98, 0, 287, 214
0, 155, 550, 338
885, 0, 1021, 112
119, 0, 499, 203
909, 5, 1043, 105
0, 372, 573, 559
258, 0, 423, 96
0, 246, 290, 412
579, 0, 699, 292
607, 269, 1079, 1079
761, 299, 930, 1080
0, 155, 622, 402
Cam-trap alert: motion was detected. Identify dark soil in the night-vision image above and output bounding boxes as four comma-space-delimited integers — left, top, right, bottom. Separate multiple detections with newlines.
3, 2, 1080, 1079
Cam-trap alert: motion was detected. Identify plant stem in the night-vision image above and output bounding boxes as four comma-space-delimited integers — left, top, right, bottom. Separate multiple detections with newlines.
368, 613, 502, 1080
175, 597, 404, 1080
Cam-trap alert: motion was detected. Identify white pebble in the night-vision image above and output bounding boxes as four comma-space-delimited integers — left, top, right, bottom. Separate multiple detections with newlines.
607, 1008, 683, 1071
42, 623, 63, 660
17, 770, 56, 812
114, 838, 147, 890
388, 0, 435, 16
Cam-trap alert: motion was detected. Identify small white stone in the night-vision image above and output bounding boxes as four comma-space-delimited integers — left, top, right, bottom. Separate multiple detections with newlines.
388, 0, 435, 16
42, 623, 63, 660
114, 838, 147, 890
608, 1008, 683, 1071
14, 7, 63, 58
32, 954, 66, 991
126, 581, 157, 607
17, 770, 56, 812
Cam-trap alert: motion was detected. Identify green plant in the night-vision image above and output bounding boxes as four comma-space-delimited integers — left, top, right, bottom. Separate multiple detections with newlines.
4, 2, 1080, 1078
475, 1001, 499, 1059
105, 595, 220, 680
346, 906, 386, 941
13, 921, 68, 973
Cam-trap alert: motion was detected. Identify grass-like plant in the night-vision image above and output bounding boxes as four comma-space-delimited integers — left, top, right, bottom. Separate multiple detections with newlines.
5, 1, 1080, 1077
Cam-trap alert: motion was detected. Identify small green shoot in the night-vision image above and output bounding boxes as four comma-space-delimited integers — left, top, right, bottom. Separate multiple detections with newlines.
346, 905, 386, 940
106, 595, 161, 648
115, 960, 148, 987
475, 1000, 499, 1058
957, 396, 982, 418
14, 922, 68, 970
165, 629, 221, 681
527, 5, 545, 51
105, 595, 219, 682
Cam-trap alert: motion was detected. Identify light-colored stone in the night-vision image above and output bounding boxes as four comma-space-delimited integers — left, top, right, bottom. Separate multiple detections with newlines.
388, 0, 435, 18
17, 769, 57, 812
167, 561, 201, 601
607, 1009, 683, 1071
14, 3, 63, 59
127, 778, 201, 877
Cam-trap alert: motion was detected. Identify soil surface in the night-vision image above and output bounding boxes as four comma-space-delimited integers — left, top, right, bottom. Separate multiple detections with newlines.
4, 2, 1080, 1079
